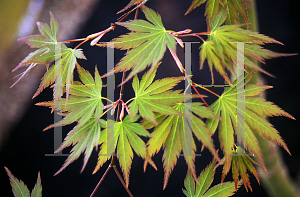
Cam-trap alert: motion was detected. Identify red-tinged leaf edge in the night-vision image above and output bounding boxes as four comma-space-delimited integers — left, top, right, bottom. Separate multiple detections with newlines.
10, 63, 38, 88
18, 35, 49, 48
185, 0, 206, 15
117, 0, 145, 14
50, 11, 59, 40
4, 166, 31, 197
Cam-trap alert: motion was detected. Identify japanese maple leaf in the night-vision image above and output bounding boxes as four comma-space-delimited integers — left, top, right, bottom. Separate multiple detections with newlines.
128, 63, 184, 124
182, 159, 241, 197
93, 115, 151, 187
12, 12, 86, 101
221, 146, 260, 192
11, 11, 60, 88
142, 102, 221, 189
101, 6, 180, 83
185, 0, 248, 28
36, 65, 109, 174
206, 71, 295, 176
199, 9, 292, 84
37, 64, 104, 132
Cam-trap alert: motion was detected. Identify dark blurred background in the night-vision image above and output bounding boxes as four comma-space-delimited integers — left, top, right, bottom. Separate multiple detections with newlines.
0, 0, 299, 196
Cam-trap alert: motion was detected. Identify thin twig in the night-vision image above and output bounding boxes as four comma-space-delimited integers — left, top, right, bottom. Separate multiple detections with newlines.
74, 38, 89, 49
90, 7, 140, 197
114, 166, 134, 197
192, 85, 209, 107
90, 157, 115, 197
193, 82, 220, 98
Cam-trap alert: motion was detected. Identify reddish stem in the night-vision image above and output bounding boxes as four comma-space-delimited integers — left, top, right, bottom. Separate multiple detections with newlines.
193, 82, 220, 98
114, 165, 134, 197
192, 85, 209, 107
90, 7, 140, 197
74, 38, 89, 49
90, 162, 113, 197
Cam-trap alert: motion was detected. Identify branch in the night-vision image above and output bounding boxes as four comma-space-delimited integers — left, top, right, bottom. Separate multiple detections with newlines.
245, 1, 299, 196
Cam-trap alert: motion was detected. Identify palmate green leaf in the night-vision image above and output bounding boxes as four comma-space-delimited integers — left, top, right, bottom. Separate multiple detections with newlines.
53, 117, 106, 175
32, 46, 86, 99
18, 11, 58, 48
5, 167, 42, 197
12, 12, 59, 88
142, 102, 220, 189
36, 65, 106, 175
128, 64, 184, 124
102, 6, 177, 83
185, 0, 248, 27
93, 115, 151, 187
200, 9, 292, 84
12, 12, 86, 100
36, 64, 104, 132
206, 71, 295, 178
182, 160, 241, 197
222, 146, 260, 192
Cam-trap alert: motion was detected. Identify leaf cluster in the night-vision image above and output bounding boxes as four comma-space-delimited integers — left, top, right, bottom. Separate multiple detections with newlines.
9, 1, 296, 196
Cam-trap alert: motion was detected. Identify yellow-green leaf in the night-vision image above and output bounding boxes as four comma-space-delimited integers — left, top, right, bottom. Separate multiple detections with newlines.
94, 115, 151, 187
143, 102, 220, 189
207, 72, 294, 186
102, 6, 177, 83
128, 64, 184, 124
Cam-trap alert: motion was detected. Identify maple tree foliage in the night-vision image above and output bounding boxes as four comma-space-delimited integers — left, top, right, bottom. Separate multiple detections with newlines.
7, 0, 297, 196
100, 5, 184, 83
222, 146, 260, 192
198, 9, 292, 84
12, 12, 86, 101
206, 71, 294, 190
36, 64, 107, 175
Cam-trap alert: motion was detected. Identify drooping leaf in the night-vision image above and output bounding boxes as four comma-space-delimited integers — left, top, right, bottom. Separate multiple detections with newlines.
102, 6, 179, 83
128, 64, 184, 124
222, 0, 248, 26
182, 160, 241, 197
36, 65, 104, 132
185, 0, 248, 27
11, 63, 38, 88
5, 167, 42, 197
93, 115, 151, 187
206, 71, 295, 178
53, 116, 106, 175
199, 9, 293, 84
142, 102, 220, 189
222, 146, 260, 192
36, 65, 107, 174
